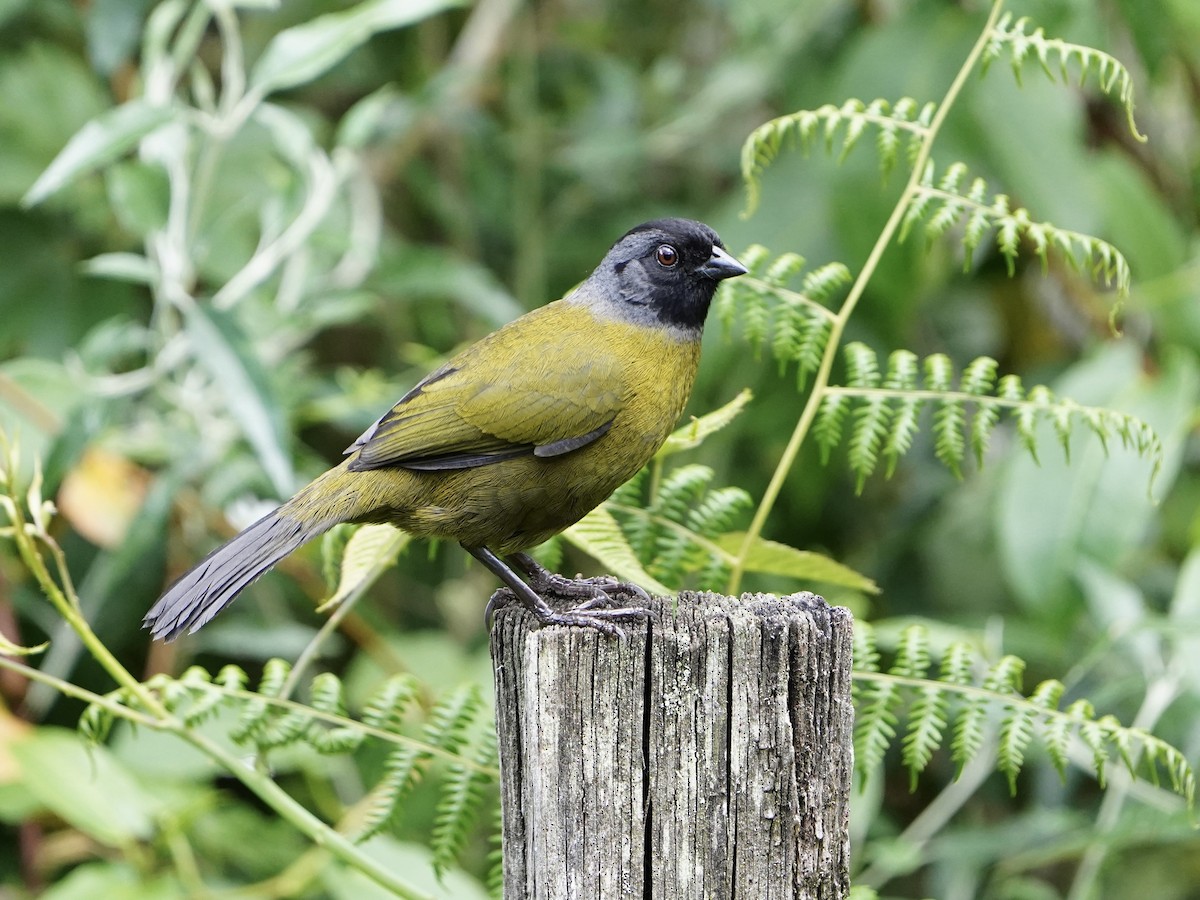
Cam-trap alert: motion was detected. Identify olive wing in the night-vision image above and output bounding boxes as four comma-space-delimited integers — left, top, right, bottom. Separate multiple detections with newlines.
346, 328, 624, 472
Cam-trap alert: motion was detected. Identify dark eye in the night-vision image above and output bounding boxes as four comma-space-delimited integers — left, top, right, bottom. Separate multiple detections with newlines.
655, 244, 679, 267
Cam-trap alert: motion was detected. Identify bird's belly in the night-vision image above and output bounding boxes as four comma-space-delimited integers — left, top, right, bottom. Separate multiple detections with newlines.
367, 450, 638, 554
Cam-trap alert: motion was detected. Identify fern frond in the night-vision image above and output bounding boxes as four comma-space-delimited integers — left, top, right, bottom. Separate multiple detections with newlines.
1030, 679, 1070, 777
715, 244, 769, 332
892, 625, 947, 789
431, 729, 498, 879
215, 663, 249, 691
717, 248, 844, 387
655, 465, 713, 523
939, 642, 975, 687
823, 344, 1163, 486
741, 97, 936, 215
610, 468, 654, 557
892, 625, 931, 680
982, 655, 1026, 696
742, 283, 770, 355
983, 13, 1145, 142
78, 700, 115, 745
563, 506, 673, 596
951, 681, 989, 776
998, 699, 1037, 794
771, 303, 804, 376
815, 393, 851, 465
362, 673, 422, 732
359, 683, 486, 842
899, 163, 938, 243
80, 660, 499, 873
177, 666, 226, 726
1137, 729, 1194, 802
904, 682, 948, 792
359, 745, 425, 840
687, 487, 754, 538
853, 620, 881, 676
307, 672, 366, 754
854, 675, 900, 778
795, 314, 834, 391
685, 487, 754, 585
881, 350, 922, 477
648, 465, 713, 579
904, 161, 1132, 296
802, 261, 855, 304
850, 625, 1196, 805
766, 251, 807, 284
485, 801, 505, 898
926, 353, 965, 477
606, 464, 752, 588
844, 344, 889, 490
230, 658, 293, 744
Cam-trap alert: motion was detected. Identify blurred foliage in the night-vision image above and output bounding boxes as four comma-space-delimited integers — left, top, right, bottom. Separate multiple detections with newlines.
0, 0, 1197, 898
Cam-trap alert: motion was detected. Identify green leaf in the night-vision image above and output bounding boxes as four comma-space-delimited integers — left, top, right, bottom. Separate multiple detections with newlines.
81, 252, 157, 284
319, 524, 409, 612
657, 389, 753, 457
337, 84, 407, 149
11, 728, 159, 846
563, 507, 672, 596
0, 43, 111, 204
248, 0, 464, 96
184, 303, 295, 497
22, 101, 173, 207
716, 533, 879, 593
104, 160, 169, 236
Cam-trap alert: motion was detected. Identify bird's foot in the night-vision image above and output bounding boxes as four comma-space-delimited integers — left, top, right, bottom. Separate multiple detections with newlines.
510, 552, 652, 608
484, 580, 654, 637
469, 546, 654, 636
533, 572, 653, 610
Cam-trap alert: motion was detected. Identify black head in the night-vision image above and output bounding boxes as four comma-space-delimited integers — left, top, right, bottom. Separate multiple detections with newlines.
584, 218, 746, 332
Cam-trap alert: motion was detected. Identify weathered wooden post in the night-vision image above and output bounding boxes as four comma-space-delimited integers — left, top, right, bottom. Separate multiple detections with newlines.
490, 591, 853, 899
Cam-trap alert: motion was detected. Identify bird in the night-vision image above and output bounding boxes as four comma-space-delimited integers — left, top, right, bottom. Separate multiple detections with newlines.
144, 218, 746, 641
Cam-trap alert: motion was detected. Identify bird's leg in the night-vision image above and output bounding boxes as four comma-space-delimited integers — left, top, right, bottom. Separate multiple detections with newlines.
508, 552, 652, 610
466, 546, 651, 636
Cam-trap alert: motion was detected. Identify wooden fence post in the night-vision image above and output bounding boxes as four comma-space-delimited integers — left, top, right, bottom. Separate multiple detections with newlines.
490, 590, 853, 899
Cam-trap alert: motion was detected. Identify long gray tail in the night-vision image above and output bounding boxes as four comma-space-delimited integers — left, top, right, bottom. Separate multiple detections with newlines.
143, 509, 330, 641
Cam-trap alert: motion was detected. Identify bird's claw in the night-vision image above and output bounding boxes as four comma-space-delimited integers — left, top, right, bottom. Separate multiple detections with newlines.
484, 583, 655, 636
538, 605, 651, 638
558, 575, 652, 610
530, 571, 653, 607
484, 588, 515, 629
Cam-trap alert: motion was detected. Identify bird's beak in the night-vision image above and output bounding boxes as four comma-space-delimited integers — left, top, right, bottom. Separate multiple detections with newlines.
699, 245, 748, 281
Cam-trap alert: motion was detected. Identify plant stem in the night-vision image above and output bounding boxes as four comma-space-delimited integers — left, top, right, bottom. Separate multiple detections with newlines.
0, 656, 157, 727
0, 653, 443, 899
727, 0, 1007, 594
2, 465, 438, 899
181, 728, 436, 900
8, 516, 170, 719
